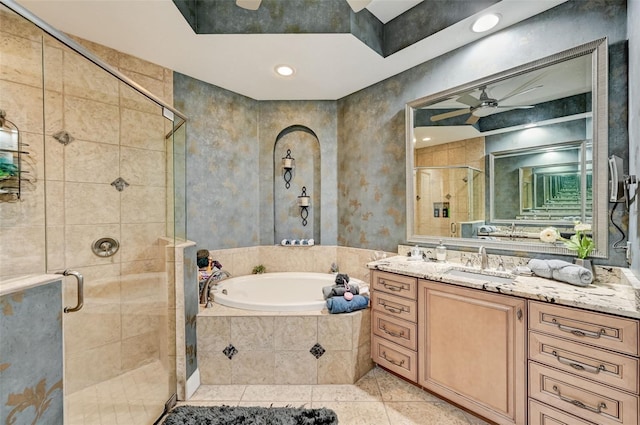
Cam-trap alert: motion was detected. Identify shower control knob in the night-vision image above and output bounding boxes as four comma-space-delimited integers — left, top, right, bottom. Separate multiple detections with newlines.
92, 237, 120, 257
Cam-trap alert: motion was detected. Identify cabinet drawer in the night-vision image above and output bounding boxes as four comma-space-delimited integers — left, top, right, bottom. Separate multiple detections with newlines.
371, 271, 417, 300
529, 301, 639, 356
529, 399, 596, 425
372, 310, 417, 351
372, 335, 417, 382
371, 291, 417, 323
529, 362, 639, 425
529, 331, 639, 393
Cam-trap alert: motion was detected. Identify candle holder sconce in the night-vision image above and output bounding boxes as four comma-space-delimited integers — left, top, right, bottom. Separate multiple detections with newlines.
298, 186, 310, 226
282, 149, 295, 189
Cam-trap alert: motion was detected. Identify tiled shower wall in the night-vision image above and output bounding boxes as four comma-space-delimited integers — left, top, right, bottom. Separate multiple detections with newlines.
0, 7, 177, 394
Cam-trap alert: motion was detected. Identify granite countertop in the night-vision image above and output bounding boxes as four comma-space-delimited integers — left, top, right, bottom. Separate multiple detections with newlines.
367, 256, 640, 320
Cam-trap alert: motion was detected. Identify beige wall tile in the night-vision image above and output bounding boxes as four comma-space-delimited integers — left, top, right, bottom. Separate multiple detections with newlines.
64, 223, 120, 268
274, 316, 317, 351
199, 351, 232, 385
0, 31, 43, 88
64, 300, 121, 352
63, 50, 119, 105
0, 9, 42, 42
197, 316, 231, 352
0, 81, 43, 133
122, 331, 160, 371
274, 351, 318, 384
119, 53, 164, 81
120, 107, 166, 151
65, 342, 122, 394
318, 314, 353, 351
43, 44, 63, 92
231, 316, 274, 351
121, 185, 166, 224
120, 146, 166, 187
65, 182, 120, 225
63, 96, 120, 145
121, 258, 165, 275
231, 351, 274, 384
0, 225, 46, 279
44, 89, 64, 136
317, 350, 355, 384
119, 78, 164, 114
45, 225, 65, 272
120, 222, 165, 262
69, 35, 120, 69
64, 140, 120, 182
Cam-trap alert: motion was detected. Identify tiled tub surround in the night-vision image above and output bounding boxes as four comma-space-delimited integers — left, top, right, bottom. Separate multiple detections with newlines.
369, 255, 640, 319
197, 305, 372, 385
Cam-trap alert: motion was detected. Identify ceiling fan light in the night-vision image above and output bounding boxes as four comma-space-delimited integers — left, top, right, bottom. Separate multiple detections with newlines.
471, 13, 500, 33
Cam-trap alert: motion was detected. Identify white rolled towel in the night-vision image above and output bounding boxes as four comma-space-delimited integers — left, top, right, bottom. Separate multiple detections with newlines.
478, 225, 498, 233
528, 259, 593, 286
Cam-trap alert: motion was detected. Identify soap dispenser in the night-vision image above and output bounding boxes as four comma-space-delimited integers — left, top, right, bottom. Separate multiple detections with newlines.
435, 240, 447, 262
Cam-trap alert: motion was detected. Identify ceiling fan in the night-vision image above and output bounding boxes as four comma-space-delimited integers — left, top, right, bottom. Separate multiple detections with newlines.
430, 76, 545, 125
236, 0, 372, 12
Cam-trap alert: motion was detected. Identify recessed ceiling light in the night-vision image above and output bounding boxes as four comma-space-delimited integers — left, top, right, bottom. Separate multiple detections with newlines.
422, 137, 431, 141
275, 65, 295, 77
471, 13, 500, 33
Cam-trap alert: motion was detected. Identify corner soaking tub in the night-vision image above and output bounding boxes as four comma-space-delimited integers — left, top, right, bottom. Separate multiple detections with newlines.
212, 272, 365, 312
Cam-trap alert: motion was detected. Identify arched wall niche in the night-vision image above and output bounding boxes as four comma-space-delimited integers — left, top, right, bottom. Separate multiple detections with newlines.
273, 125, 321, 244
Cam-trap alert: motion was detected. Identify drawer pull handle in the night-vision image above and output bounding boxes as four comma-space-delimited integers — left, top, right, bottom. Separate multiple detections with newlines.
381, 351, 405, 367
552, 385, 607, 414
552, 351, 605, 374
381, 325, 405, 338
552, 319, 605, 339
380, 302, 408, 314
381, 281, 404, 292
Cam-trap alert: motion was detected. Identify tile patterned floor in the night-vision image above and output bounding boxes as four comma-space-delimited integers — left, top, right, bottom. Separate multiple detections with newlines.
65, 361, 170, 425
179, 366, 492, 425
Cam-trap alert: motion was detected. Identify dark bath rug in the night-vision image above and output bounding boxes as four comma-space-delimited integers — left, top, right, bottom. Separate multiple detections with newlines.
162, 405, 339, 425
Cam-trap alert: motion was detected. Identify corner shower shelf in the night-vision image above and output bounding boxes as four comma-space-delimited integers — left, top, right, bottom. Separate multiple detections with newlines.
0, 143, 30, 201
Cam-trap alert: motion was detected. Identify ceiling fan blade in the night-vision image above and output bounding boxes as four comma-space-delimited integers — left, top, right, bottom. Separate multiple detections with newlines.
430, 108, 471, 122
498, 84, 543, 104
465, 114, 481, 125
456, 93, 481, 107
346, 0, 372, 12
497, 70, 549, 103
236, 0, 262, 10
495, 105, 535, 109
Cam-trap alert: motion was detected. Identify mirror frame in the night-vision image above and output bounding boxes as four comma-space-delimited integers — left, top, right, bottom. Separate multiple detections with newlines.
405, 38, 608, 258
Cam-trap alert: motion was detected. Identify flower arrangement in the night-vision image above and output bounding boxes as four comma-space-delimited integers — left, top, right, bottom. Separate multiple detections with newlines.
539, 222, 594, 259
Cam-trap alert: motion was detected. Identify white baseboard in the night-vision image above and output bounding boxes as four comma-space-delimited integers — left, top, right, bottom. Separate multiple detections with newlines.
185, 368, 200, 400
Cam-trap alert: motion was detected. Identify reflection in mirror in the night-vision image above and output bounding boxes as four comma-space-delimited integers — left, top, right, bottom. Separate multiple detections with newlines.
406, 39, 608, 257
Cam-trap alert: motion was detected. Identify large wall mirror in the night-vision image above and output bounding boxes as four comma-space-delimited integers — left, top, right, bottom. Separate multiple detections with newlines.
406, 38, 609, 257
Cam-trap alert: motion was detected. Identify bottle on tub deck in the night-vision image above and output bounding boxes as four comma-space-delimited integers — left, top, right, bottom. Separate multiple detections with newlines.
435, 240, 447, 262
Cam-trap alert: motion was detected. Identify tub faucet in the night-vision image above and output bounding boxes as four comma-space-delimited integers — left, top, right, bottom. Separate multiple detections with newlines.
200, 269, 232, 306
479, 246, 488, 270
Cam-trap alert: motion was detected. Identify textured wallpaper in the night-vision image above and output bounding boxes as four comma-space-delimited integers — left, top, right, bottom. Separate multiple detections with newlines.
175, 0, 630, 265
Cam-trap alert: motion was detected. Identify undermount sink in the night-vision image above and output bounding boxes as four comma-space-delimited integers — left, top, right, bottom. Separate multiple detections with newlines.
444, 268, 515, 285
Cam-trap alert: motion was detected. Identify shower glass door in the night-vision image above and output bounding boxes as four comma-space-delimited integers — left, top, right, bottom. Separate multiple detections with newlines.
0, 4, 183, 424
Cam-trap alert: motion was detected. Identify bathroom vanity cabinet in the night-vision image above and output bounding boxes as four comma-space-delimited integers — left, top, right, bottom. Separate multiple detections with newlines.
369, 267, 640, 425
418, 280, 526, 425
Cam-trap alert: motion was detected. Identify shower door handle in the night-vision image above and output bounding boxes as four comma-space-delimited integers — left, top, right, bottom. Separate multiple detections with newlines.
56, 270, 84, 313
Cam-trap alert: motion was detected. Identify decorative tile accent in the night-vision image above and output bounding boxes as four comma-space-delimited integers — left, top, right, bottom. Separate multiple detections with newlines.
309, 343, 325, 359
110, 177, 129, 192
52, 130, 74, 145
223, 344, 238, 360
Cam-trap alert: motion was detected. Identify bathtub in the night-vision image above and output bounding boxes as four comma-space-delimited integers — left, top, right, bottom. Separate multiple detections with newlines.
212, 272, 365, 312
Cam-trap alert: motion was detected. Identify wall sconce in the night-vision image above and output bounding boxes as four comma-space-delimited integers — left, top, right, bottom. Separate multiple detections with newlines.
298, 186, 310, 226
282, 149, 295, 189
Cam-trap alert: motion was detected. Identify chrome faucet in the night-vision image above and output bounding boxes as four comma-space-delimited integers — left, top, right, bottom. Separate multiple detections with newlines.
478, 246, 488, 270
200, 269, 232, 306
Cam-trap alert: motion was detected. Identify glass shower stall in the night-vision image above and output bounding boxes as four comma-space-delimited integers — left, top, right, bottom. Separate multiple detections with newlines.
413, 166, 484, 238
0, 2, 187, 423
